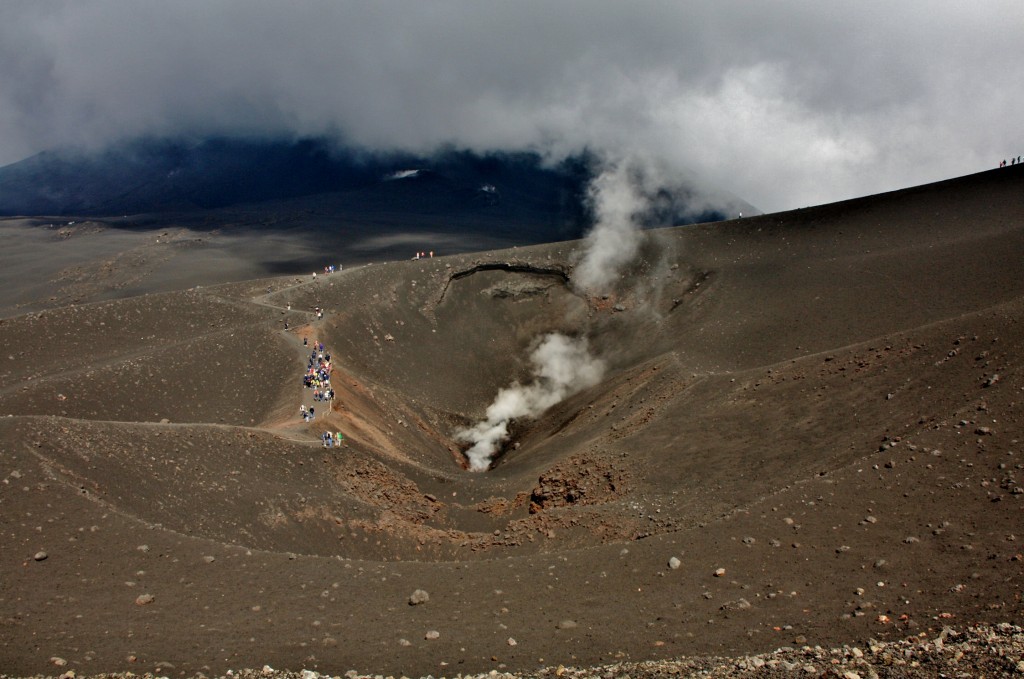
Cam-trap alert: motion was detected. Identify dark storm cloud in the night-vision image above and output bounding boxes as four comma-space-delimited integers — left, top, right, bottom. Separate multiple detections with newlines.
1, 1, 1021, 211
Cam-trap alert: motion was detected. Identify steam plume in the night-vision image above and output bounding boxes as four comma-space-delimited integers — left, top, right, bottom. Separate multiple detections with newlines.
457, 333, 605, 471
574, 158, 652, 294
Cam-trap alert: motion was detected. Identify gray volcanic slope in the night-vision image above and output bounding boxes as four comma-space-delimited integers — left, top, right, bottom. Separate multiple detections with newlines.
2, 165, 1024, 677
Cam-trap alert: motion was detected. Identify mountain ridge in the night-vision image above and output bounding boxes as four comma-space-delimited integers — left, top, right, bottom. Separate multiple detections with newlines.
0, 137, 756, 238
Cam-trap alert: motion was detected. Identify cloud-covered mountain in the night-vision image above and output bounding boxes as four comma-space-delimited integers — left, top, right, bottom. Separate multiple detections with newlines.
0, 137, 756, 238
2, 4, 1018, 213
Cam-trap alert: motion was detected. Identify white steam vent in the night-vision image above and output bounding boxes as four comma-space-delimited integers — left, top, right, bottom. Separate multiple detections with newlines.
457, 333, 605, 471
573, 159, 647, 294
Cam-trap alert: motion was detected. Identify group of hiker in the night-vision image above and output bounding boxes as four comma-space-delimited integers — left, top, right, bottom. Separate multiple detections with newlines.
303, 339, 334, 398
321, 431, 344, 448
1000, 156, 1022, 167
312, 264, 343, 279
299, 336, 345, 448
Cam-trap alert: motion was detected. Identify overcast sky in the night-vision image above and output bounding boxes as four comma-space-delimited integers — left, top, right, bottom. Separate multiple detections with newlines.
1, 1, 1021, 212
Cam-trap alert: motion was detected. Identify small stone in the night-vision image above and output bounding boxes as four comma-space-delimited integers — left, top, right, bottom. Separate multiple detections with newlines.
33, 551, 48, 561
720, 597, 752, 611
742, 536, 756, 545
202, 555, 215, 563
135, 593, 155, 606
50, 657, 68, 667
794, 635, 808, 645
262, 665, 274, 675
904, 536, 920, 544
137, 544, 150, 553
300, 670, 319, 679
507, 637, 517, 646
557, 619, 578, 629
409, 589, 430, 605
668, 556, 681, 570
713, 567, 726, 577
425, 630, 440, 640
398, 638, 411, 647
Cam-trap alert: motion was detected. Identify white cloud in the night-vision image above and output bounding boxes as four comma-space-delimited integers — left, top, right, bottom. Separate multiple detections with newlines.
1, 1, 1022, 211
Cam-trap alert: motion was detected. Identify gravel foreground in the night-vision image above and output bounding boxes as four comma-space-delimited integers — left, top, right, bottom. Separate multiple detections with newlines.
8, 624, 1024, 679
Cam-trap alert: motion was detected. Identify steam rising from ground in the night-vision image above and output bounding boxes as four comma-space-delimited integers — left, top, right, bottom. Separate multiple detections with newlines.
457, 333, 605, 471
575, 157, 677, 294
573, 162, 645, 294
458, 160, 658, 470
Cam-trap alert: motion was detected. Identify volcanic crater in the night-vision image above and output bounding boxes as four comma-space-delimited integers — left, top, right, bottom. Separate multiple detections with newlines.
3, 165, 1024, 677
